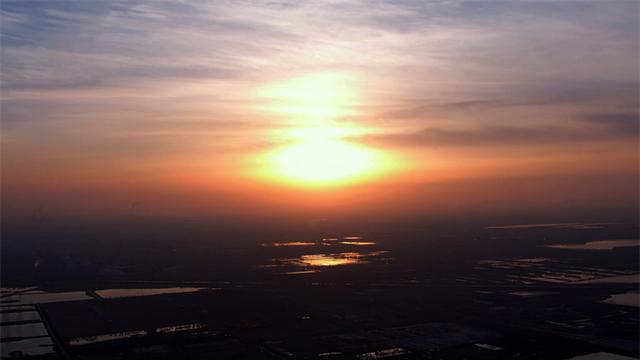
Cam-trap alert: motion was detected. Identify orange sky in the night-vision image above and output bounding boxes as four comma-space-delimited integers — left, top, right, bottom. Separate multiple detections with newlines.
1, 1, 638, 222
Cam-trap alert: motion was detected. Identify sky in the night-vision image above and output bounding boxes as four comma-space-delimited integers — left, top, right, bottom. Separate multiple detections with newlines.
1, 0, 638, 223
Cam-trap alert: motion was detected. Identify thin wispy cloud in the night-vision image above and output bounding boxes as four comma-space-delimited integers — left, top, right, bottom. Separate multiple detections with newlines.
1, 0, 637, 218
362, 112, 639, 148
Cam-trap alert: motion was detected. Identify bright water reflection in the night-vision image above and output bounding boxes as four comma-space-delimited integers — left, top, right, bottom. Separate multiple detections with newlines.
547, 239, 639, 250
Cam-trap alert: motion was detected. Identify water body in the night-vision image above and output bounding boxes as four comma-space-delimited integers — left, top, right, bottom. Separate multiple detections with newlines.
68, 330, 148, 346
475, 343, 502, 351
603, 292, 639, 307
339, 241, 376, 246
284, 270, 320, 275
357, 347, 407, 359
1, 322, 48, 339
260, 237, 390, 273
488, 223, 618, 230
510, 291, 556, 297
547, 240, 639, 250
296, 253, 365, 266
577, 274, 639, 284
96, 287, 208, 299
262, 242, 316, 247
0, 287, 38, 296
156, 323, 204, 333
262, 238, 376, 247
282, 251, 389, 267
1, 291, 91, 306
567, 352, 638, 360
1, 337, 54, 357
1, 310, 41, 323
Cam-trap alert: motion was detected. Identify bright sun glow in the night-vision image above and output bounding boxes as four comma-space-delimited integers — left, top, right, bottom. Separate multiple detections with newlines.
273, 138, 376, 183
255, 72, 394, 186
258, 72, 359, 122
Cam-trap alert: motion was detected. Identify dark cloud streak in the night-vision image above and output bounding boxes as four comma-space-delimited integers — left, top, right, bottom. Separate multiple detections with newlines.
363, 113, 639, 148
386, 81, 639, 120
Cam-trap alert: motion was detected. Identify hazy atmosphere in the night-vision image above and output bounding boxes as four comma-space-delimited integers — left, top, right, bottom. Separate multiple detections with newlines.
3, 1, 638, 222
1, 2, 638, 359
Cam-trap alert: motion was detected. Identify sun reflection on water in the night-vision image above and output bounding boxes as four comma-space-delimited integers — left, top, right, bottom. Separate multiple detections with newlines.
259, 236, 391, 273
262, 242, 316, 247
296, 253, 366, 267
339, 241, 376, 246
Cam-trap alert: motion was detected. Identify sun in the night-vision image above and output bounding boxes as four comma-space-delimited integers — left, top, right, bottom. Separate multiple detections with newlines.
273, 137, 376, 184
253, 72, 393, 186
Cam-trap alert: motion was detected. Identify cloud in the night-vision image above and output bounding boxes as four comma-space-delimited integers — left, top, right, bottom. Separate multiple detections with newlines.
362, 113, 639, 148
381, 80, 639, 123
1, 0, 638, 161
0, 1, 298, 100
2, 0, 637, 99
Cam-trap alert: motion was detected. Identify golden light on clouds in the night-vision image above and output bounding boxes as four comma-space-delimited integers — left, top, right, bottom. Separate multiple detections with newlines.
258, 72, 360, 122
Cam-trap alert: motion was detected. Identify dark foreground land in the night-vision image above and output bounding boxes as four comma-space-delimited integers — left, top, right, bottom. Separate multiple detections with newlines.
1, 219, 638, 359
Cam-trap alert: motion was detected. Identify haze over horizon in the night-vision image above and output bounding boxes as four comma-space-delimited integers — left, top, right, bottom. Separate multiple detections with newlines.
2, 0, 638, 223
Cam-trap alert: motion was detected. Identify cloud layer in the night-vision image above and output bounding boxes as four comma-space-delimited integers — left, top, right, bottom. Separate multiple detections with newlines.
1, 0, 638, 219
